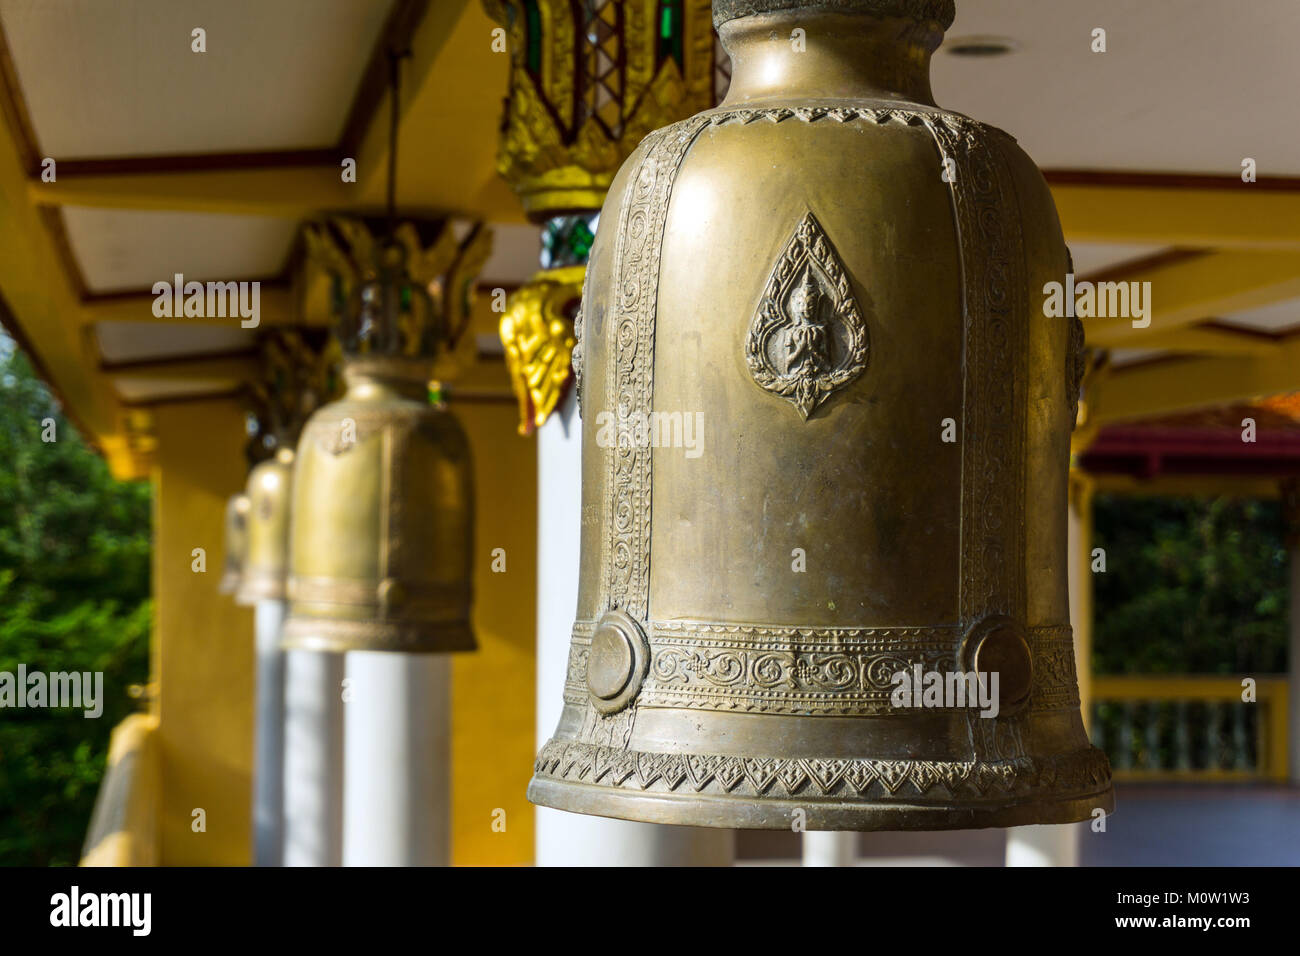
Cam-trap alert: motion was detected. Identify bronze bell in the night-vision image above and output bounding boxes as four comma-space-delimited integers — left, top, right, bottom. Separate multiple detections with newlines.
281, 242, 476, 654
236, 449, 294, 605
219, 493, 251, 596
529, 0, 1113, 829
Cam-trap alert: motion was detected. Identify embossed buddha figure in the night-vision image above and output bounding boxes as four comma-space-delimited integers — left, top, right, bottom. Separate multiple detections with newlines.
784, 269, 830, 376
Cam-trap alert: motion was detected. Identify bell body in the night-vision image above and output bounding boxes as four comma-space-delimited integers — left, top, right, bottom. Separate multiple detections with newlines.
236, 450, 294, 605
219, 493, 251, 596
529, 0, 1113, 829
282, 360, 476, 654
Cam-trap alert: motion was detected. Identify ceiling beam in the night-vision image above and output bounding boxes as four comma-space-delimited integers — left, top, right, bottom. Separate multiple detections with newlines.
1083, 249, 1300, 347
1048, 177, 1300, 250
102, 353, 255, 383
29, 165, 351, 217
1117, 324, 1282, 357
1096, 335, 1300, 426
77, 285, 300, 328
21, 1, 494, 220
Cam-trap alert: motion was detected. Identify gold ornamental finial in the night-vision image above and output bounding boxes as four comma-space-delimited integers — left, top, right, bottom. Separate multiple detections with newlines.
488, 1, 726, 432
484, 0, 721, 219
499, 265, 584, 434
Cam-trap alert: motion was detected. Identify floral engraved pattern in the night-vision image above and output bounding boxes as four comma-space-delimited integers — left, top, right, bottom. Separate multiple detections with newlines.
600, 117, 713, 623
560, 620, 1080, 717
919, 113, 1028, 624
646, 622, 957, 715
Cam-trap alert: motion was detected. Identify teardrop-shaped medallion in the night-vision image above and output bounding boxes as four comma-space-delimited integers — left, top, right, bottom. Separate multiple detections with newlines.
745, 211, 869, 419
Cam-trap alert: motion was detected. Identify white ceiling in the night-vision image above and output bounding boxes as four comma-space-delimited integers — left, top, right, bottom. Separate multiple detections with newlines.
0, 0, 392, 157
5, 1, 1297, 403
934, 0, 1299, 175
1216, 300, 1300, 335
97, 321, 254, 364
480, 224, 541, 285
1110, 348, 1166, 369
63, 207, 298, 292
1068, 242, 1167, 279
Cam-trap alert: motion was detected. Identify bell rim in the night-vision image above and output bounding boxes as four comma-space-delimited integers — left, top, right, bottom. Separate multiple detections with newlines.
234, 569, 287, 605
527, 775, 1114, 832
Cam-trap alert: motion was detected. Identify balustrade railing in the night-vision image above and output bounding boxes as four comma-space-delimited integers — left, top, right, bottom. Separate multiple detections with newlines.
1090, 676, 1288, 781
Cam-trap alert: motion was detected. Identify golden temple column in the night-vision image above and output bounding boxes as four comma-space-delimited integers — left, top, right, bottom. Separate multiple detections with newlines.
487, 0, 736, 865
1283, 478, 1300, 783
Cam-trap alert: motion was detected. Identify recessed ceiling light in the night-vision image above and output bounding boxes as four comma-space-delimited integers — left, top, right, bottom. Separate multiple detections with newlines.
944, 35, 1020, 57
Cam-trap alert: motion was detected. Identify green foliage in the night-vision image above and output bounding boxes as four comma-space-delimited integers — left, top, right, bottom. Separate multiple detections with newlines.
1092, 494, 1288, 675
0, 338, 151, 866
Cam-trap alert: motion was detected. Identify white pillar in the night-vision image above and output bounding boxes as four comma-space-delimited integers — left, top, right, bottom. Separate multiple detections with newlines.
802, 831, 856, 866
1007, 474, 1091, 867
342, 652, 450, 866
538, 812, 735, 866
535, 391, 735, 866
282, 649, 344, 866
1006, 824, 1079, 867
253, 600, 287, 866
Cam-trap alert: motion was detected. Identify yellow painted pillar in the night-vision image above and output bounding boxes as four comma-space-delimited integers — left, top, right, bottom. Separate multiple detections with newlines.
450, 400, 538, 865
151, 398, 255, 865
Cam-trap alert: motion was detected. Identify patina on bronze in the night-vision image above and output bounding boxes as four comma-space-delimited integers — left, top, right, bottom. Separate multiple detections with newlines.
281, 241, 476, 654
529, 0, 1113, 829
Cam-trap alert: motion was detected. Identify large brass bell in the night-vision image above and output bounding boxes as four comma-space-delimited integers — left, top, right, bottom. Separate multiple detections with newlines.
281, 241, 476, 654
236, 449, 294, 606
529, 0, 1113, 829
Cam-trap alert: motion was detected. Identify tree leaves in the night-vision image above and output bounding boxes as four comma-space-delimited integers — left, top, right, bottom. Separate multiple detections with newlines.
0, 341, 151, 866
1093, 494, 1287, 676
